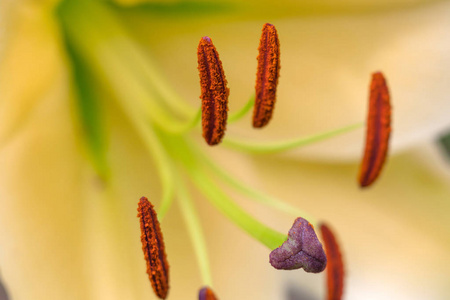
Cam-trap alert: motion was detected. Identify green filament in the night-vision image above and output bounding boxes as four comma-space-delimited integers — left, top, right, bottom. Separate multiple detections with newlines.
189, 166, 286, 249
200, 151, 317, 225
162, 136, 287, 250
228, 94, 255, 123
223, 122, 364, 153
177, 178, 213, 286
164, 108, 201, 135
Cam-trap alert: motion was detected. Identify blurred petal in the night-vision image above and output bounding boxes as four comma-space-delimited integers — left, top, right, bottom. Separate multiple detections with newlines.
0, 3, 92, 299
0, 3, 208, 298
129, 1, 450, 161
0, 6, 88, 297
0, 2, 62, 145
0, 2, 154, 299
239, 147, 450, 300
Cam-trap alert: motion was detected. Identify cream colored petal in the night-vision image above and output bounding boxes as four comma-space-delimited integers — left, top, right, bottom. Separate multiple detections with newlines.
0, 82, 198, 300
0, 2, 62, 146
0, 2, 215, 294
0, 3, 168, 300
137, 1, 450, 161
0, 36, 89, 300
0, 4, 90, 300
169, 141, 450, 299
217, 145, 450, 300
186, 143, 450, 299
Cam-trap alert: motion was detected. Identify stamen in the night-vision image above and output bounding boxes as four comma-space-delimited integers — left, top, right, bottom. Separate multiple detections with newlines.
269, 217, 327, 273
197, 36, 229, 146
198, 286, 219, 300
137, 197, 170, 299
178, 180, 213, 287
253, 23, 280, 128
320, 223, 344, 300
359, 72, 391, 187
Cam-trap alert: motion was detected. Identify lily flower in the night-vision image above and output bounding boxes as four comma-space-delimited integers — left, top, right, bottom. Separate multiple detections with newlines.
1, 0, 450, 300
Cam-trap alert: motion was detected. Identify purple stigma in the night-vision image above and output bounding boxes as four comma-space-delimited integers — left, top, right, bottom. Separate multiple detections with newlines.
269, 217, 327, 273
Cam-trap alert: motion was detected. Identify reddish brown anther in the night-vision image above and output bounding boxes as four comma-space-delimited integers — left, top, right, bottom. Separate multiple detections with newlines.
320, 223, 344, 300
197, 36, 229, 146
137, 197, 170, 299
359, 72, 391, 187
253, 23, 280, 128
198, 286, 219, 300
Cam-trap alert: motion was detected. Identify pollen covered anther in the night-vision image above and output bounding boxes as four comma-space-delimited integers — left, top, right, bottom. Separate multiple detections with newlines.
198, 286, 219, 300
269, 217, 327, 273
253, 23, 280, 128
359, 71, 392, 187
137, 197, 170, 299
320, 223, 345, 300
197, 36, 229, 146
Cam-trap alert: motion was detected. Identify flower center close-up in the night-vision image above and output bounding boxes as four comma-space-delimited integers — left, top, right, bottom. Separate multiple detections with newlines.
1, 0, 449, 299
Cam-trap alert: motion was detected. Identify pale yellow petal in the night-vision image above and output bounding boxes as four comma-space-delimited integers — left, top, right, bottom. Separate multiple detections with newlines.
0, 55, 90, 300
0, 3, 160, 299
137, 1, 450, 161
0, 2, 62, 146
0, 4, 90, 300
227, 146, 450, 300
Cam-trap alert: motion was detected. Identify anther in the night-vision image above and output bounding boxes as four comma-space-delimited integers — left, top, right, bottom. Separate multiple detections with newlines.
137, 197, 170, 299
197, 36, 229, 146
320, 223, 345, 300
359, 72, 392, 187
253, 23, 280, 128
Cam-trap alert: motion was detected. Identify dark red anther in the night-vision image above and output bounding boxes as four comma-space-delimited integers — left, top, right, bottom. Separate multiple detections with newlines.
320, 223, 345, 300
359, 72, 391, 187
253, 23, 280, 128
197, 36, 229, 146
137, 197, 170, 299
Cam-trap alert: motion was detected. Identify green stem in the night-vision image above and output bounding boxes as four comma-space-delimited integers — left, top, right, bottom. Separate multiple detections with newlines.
223, 122, 364, 154
199, 150, 317, 225
228, 94, 255, 123
177, 177, 213, 286
190, 168, 286, 249
119, 104, 175, 221
161, 135, 286, 250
